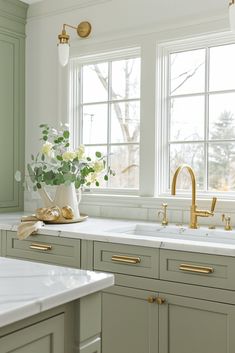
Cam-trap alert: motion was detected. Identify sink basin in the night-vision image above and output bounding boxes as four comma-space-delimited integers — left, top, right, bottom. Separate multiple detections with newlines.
109, 223, 235, 244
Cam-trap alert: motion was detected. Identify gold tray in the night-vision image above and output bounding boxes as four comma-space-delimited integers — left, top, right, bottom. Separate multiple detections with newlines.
44, 214, 88, 224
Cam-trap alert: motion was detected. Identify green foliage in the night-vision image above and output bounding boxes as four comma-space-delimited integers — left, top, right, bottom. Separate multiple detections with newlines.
27, 124, 115, 190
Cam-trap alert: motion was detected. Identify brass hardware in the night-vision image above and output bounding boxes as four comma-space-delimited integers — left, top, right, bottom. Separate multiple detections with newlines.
230, 0, 235, 6
58, 22, 91, 44
158, 203, 168, 226
171, 164, 217, 229
111, 255, 141, 264
156, 296, 166, 305
222, 214, 232, 231
30, 243, 52, 251
147, 296, 156, 303
179, 263, 214, 274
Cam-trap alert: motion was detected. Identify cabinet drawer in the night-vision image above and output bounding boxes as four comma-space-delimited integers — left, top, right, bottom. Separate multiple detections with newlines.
160, 249, 235, 290
94, 242, 159, 279
6, 231, 80, 268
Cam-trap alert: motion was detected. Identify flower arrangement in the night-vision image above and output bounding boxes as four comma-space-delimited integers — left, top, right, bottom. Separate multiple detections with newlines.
27, 124, 114, 191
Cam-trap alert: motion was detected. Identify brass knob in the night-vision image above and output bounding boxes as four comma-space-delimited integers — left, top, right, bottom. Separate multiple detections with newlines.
156, 296, 166, 305
147, 296, 156, 303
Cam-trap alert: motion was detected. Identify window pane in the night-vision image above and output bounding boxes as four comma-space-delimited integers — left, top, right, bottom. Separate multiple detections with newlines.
208, 143, 235, 191
209, 93, 235, 140
112, 58, 140, 100
83, 104, 108, 144
170, 143, 204, 190
111, 102, 140, 143
170, 49, 205, 95
170, 96, 204, 141
209, 44, 235, 92
82, 63, 108, 103
109, 145, 139, 188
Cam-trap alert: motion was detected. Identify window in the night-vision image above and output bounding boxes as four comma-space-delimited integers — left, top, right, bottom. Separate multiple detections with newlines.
164, 41, 235, 194
70, 50, 141, 191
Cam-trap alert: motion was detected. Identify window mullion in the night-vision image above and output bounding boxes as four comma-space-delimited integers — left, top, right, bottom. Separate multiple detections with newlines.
107, 60, 112, 187
204, 46, 210, 192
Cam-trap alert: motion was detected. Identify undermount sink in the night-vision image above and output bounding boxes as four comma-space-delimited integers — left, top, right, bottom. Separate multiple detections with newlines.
108, 223, 235, 244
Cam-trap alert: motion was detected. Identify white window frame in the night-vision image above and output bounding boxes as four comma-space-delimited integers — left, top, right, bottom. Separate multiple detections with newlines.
157, 32, 235, 200
69, 47, 142, 195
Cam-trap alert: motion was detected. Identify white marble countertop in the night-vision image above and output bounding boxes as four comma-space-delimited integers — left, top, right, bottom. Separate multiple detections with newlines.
0, 257, 114, 328
2, 212, 235, 256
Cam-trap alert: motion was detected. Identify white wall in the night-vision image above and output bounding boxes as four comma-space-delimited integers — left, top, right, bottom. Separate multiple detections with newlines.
25, 0, 232, 223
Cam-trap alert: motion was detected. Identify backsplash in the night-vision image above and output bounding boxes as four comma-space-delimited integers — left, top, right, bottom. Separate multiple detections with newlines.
24, 191, 233, 229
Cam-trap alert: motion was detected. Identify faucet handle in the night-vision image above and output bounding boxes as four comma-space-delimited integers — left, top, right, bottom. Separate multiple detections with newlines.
210, 197, 217, 213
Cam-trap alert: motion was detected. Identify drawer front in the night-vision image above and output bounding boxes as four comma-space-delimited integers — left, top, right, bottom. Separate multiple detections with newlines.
6, 231, 80, 268
94, 242, 159, 278
160, 249, 235, 290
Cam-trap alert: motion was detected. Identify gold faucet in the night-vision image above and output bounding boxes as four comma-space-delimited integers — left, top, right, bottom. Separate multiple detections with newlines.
171, 164, 217, 229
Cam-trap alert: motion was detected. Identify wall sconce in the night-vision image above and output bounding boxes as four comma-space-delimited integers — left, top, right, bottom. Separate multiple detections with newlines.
229, 0, 235, 31
58, 21, 92, 67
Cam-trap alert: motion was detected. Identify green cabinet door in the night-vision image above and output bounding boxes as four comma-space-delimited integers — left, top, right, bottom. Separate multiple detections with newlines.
0, 0, 26, 211
102, 286, 158, 353
0, 314, 64, 353
159, 293, 235, 353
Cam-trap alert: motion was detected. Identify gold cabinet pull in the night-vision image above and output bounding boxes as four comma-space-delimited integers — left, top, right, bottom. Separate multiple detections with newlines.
156, 296, 166, 305
29, 243, 52, 251
111, 255, 141, 264
179, 263, 214, 274
147, 296, 156, 303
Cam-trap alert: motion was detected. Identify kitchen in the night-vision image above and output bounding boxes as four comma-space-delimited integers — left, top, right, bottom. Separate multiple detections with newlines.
0, 0, 235, 352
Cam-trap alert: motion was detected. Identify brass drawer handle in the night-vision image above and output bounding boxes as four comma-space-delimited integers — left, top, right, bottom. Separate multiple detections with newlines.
111, 255, 141, 264
29, 243, 52, 251
179, 263, 214, 274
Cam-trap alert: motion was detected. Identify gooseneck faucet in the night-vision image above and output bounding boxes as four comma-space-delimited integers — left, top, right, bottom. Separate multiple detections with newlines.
171, 164, 217, 229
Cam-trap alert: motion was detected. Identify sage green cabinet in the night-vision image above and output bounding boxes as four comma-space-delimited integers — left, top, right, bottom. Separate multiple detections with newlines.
159, 293, 235, 353
5, 231, 81, 267
101, 286, 158, 353
0, 0, 27, 211
0, 314, 64, 353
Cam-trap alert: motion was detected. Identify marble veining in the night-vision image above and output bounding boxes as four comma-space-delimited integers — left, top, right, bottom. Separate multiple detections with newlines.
0, 257, 114, 328
1, 212, 235, 256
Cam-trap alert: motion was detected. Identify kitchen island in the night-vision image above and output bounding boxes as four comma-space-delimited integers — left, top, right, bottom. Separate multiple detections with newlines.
0, 257, 114, 353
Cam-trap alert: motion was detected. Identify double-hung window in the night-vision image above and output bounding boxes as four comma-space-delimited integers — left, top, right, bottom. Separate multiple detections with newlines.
161, 38, 235, 196
70, 49, 141, 192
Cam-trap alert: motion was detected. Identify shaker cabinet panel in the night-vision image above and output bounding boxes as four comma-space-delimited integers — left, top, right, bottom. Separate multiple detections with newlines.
101, 286, 158, 353
159, 293, 235, 353
6, 231, 81, 267
0, 0, 26, 211
0, 314, 64, 353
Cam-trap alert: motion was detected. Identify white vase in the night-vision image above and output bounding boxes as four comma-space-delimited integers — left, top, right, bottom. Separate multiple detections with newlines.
38, 184, 81, 219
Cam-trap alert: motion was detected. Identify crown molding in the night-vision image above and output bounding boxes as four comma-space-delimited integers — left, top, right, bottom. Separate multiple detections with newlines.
27, 0, 111, 20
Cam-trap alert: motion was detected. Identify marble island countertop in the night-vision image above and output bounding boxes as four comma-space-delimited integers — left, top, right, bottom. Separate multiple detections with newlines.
1, 212, 235, 256
0, 257, 114, 328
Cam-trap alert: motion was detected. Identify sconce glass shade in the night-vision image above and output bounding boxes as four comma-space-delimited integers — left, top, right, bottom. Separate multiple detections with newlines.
58, 43, 70, 67
229, 2, 235, 31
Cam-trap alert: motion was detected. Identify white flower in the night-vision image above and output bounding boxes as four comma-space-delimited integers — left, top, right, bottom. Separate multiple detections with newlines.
62, 151, 76, 161
75, 145, 85, 160
86, 172, 98, 184
93, 160, 104, 173
41, 142, 53, 157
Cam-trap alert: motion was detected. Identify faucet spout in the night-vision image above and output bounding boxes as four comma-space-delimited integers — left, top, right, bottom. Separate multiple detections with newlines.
171, 164, 196, 206
171, 164, 217, 229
